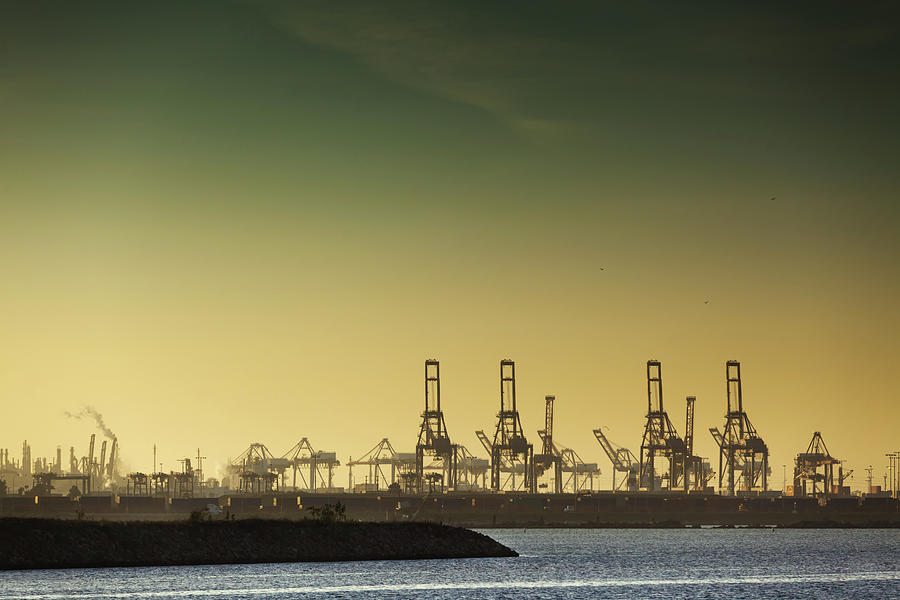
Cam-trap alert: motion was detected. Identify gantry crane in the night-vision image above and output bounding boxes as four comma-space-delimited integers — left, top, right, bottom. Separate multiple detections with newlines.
558, 447, 600, 493
639, 361, 687, 491
685, 397, 695, 459
173, 457, 194, 498
709, 361, 769, 495
534, 395, 563, 493
454, 445, 489, 490
282, 438, 340, 492
475, 430, 493, 457
348, 438, 413, 491
536, 396, 597, 493
229, 443, 286, 493
488, 360, 535, 492
415, 359, 457, 493
593, 428, 639, 491
793, 431, 843, 498
683, 396, 712, 491
475, 429, 516, 485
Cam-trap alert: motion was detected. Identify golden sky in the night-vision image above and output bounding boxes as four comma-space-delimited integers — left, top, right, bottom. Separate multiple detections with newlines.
1, 1, 898, 491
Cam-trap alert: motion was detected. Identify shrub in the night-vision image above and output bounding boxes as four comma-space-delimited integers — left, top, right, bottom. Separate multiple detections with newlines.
308, 502, 346, 524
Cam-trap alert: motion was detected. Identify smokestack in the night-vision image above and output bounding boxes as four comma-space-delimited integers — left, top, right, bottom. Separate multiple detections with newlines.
56, 447, 62, 474
23, 441, 31, 477
70, 447, 77, 475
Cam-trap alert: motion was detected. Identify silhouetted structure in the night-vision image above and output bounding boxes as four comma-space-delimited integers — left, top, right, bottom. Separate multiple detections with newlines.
415, 360, 457, 493
489, 360, 534, 492
793, 431, 843, 498
534, 395, 562, 493
173, 458, 194, 498
683, 396, 714, 491
639, 361, 686, 491
709, 361, 769, 495
126, 472, 150, 496
453, 445, 489, 490
230, 443, 284, 493
593, 427, 639, 491
536, 396, 598, 493
282, 438, 340, 491
348, 438, 414, 492
474, 429, 507, 486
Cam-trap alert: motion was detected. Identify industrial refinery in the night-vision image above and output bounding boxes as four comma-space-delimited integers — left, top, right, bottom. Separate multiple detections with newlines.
1, 359, 897, 524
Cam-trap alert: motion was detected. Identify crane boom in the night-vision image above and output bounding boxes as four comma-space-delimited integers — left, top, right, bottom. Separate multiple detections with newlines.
709, 427, 725, 448
685, 396, 696, 457
475, 430, 492, 455
88, 434, 95, 470
593, 428, 624, 469
99, 440, 107, 479
593, 428, 638, 491
542, 396, 554, 456
593, 428, 633, 471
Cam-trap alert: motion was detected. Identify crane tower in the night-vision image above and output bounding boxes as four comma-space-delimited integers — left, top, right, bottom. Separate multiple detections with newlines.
709, 361, 769, 495
639, 361, 686, 491
489, 359, 535, 492
416, 359, 457, 493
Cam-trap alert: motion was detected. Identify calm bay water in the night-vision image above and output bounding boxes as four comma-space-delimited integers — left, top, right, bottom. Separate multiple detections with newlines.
1, 528, 897, 599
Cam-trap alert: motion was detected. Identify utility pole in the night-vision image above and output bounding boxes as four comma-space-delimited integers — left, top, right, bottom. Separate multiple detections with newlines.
887, 452, 900, 499
884, 452, 894, 498
896, 451, 900, 498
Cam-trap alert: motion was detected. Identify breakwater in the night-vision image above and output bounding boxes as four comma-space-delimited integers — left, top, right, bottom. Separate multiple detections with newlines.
0, 518, 517, 570
2, 492, 898, 527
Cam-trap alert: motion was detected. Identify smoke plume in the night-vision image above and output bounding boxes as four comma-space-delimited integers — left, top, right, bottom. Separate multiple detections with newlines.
65, 406, 117, 441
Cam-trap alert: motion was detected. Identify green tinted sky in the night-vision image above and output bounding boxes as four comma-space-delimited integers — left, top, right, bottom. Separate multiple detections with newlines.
1, 1, 898, 488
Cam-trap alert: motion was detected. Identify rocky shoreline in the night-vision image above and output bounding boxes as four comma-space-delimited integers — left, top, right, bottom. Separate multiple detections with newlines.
0, 518, 518, 570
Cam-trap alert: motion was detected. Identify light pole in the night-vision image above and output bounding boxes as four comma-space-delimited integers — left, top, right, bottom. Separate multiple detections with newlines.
886, 452, 900, 499
894, 452, 900, 499
887, 454, 894, 498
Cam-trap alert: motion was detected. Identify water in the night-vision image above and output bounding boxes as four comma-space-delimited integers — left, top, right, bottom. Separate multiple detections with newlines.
1, 529, 897, 599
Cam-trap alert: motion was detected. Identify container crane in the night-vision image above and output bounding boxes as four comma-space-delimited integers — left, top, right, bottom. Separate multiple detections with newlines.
415, 360, 457, 493
593, 428, 639, 491
709, 361, 769, 495
639, 361, 686, 491
488, 360, 535, 492
534, 395, 562, 493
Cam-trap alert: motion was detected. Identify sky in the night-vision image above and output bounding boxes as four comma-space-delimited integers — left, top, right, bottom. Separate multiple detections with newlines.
1, 1, 898, 491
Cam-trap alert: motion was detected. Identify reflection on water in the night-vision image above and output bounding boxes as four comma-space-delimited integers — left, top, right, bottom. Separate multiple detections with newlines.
1, 529, 898, 599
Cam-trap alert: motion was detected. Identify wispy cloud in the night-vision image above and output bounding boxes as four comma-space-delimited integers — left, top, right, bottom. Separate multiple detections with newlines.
265, 1, 576, 139
259, 0, 899, 140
